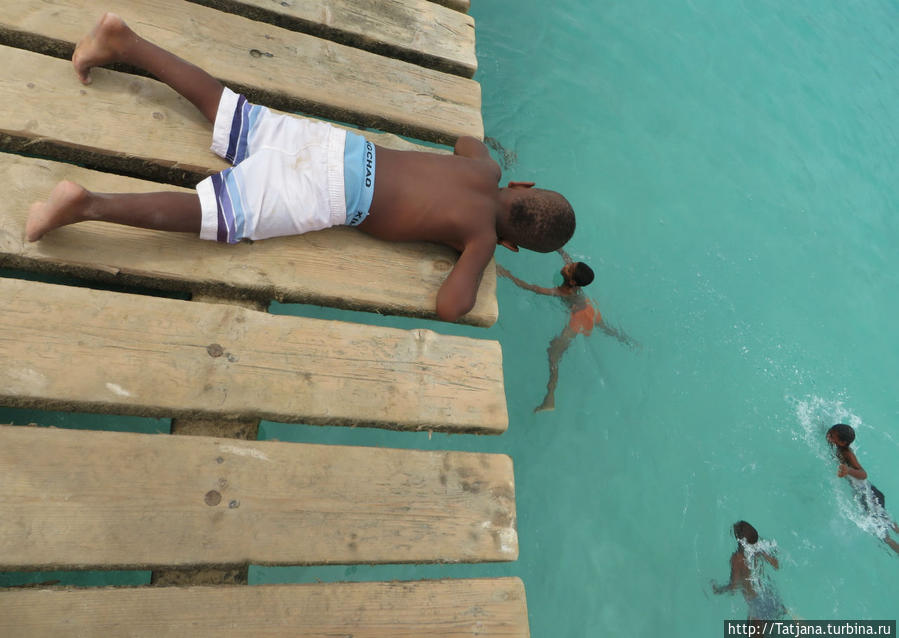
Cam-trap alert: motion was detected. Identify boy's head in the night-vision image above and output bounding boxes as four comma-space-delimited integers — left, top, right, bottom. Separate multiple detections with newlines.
827, 423, 855, 447
733, 520, 759, 545
500, 184, 575, 253
561, 261, 594, 287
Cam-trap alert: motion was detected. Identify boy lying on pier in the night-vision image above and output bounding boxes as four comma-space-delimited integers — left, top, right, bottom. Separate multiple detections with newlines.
26, 13, 575, 323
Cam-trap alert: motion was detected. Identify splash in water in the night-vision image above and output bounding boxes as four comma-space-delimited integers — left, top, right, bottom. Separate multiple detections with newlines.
742, 537, 779, 593
791, 394, 861, 461
791, 396, 893, 541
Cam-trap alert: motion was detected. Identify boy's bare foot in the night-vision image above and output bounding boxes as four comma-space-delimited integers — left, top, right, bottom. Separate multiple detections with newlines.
26, 181, 91, 242
534, 398, 555, 413
72, 12, 131, 84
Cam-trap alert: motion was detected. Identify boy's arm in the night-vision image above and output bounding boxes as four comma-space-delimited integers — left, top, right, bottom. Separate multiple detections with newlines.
496, 264, 561, 297
558, 248, 574, 265
454, 137, 502, 182
436, 240, 496, 322
712, 555, 739, 594
760, 552, 779, 570
837, 449, 868, 480
454, 136, 492, 160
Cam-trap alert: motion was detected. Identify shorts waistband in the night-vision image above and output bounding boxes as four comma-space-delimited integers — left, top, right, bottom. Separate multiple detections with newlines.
343, 131, 376, 226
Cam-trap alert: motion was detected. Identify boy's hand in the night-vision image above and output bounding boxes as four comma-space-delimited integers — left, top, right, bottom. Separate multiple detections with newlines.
837, 464, 849, 478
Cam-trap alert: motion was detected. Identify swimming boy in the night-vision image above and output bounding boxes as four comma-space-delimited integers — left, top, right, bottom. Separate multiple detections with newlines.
827, 423, 899, 553
26, 13, 576, 323
713, 521, 786, 626
497, 249, 634, 411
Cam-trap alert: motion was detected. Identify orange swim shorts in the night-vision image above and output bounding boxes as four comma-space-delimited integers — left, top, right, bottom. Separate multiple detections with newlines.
569, 303, 601, 336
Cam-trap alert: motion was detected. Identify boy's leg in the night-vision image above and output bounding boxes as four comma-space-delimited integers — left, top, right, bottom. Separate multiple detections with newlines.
534, 328, 575, 413
26, 180, 201, 242
885, 535, 899, 554
74, 13, 223, 123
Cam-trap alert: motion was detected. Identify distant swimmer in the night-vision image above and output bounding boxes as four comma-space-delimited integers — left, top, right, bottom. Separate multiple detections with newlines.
713, 521, 787, 628
827, 424, 899, 554
497, 249, 635, 412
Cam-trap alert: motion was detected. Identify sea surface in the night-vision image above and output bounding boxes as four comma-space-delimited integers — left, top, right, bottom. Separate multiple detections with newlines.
4, 1, 899, 635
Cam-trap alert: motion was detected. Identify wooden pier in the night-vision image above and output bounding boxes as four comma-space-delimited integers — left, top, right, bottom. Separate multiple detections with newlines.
0, 1, 529, 635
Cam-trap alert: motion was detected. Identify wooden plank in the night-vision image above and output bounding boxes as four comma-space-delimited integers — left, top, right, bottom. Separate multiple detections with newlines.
0, 44, 449, 188
0, 426, 517, 568
188, 0, 477, 78
0, 279, 508, 432
0, 579, 529, 637
168, 295, 266, 442
0, 153, 498, 327
429, 0, 471, 14
0, 0, 482, 143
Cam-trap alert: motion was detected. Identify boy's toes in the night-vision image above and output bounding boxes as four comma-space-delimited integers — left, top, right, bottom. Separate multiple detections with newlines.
25, 203, 46, 242
75, 67, 92, 85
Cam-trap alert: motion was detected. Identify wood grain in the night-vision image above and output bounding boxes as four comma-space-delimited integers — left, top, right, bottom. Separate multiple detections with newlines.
429, 0, 471, 14
0, 579, 529, 637
0, 279, 508, 432
0, 425, 517, 568
188, 0, 477, 77
0, 45, 450, 187
0, 0, 482, 143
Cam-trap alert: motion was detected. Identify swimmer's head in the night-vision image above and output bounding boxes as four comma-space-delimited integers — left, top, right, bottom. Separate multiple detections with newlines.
499, 183, 575, 253
562, 261, 595, 287
827, 423, 855, 447
733, 521, 759, 545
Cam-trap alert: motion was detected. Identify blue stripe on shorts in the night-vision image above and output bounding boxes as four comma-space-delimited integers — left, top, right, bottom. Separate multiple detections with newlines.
225, 95, 247, 164
211, 169, 243, 244
223, 169, 247, 241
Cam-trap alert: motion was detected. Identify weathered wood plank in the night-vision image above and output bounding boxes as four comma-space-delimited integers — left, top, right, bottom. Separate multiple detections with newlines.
0, 44, 448, 189
0, 279, 508, 432
0, 579, 529, 638
0, 0, 482, 143
0, 426, 517, 568
429, 0, 471, 14
187, 0, 477, 78
168, 295, 265, 443
0, 153, 498, 326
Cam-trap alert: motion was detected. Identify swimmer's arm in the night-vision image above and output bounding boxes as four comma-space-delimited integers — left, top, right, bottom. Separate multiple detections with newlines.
712, 556, 739, 594
760, 552, 779, 570
711, 580, 734, 594
838, 450, 867, 480
436, 240, 496, 322
496, 264, 561, 297
558, 248, 574, 265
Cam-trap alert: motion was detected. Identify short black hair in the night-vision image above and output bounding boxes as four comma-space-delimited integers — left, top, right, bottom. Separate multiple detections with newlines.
828, 423, 855, 445
733, 521, 758, 545
508, 189, 575, 253
572, 262, 594, 287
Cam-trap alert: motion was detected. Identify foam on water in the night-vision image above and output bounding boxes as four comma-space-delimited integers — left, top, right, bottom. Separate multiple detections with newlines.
743, 537, 787, 617
792, 396, 895, 543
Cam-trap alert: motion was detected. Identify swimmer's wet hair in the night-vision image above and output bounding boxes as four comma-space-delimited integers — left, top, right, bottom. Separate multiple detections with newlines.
573, 262, 594, 287
509, 189, 575, 253
828, 423, 855, 444
733, 521, 758, 545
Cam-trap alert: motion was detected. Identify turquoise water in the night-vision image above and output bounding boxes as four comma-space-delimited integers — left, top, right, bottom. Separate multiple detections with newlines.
4, 0, 899, 635
271, 1, 899, 631
462, 0, 899, 632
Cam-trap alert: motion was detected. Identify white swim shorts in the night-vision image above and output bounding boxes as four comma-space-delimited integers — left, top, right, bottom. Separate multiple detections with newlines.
196, 87, 347, 243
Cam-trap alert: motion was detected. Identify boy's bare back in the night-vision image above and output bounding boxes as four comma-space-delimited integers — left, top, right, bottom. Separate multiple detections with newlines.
365, 141, 506, 320
364, 143, 501, 250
